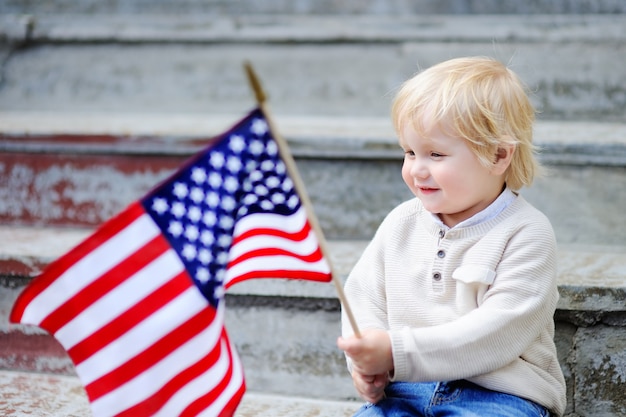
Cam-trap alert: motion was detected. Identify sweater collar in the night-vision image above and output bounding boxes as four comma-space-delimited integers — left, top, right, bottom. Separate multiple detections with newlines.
428, 187, 517, 231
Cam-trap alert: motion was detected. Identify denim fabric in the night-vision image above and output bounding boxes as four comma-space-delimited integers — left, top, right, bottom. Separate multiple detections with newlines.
353, 380, 551, 417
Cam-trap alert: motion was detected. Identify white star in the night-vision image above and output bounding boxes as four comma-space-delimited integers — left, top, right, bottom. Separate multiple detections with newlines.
243, 194, 258, 205
218, 234, 232, 247
182, 244, 197, 260
202, 211, 217, 227
190, 187, 204, 203
288, 195, 299, 209
226, 156, 243, 173
224, 176, 238, 193
198, 248, 212, 264
266, 176, 280, 188
255, 184, 269, 196
200, 230, 215, 245
229, 135, 245, 153
208, 172, 222, 189
210, 152, 225, 169
276, 161, 286, 174
215, 268, 226, 282
196, 267, 210, 283
221, 196, 236, 211
191, 167, 207, 184
219, 215, 234, 230
213, 285, 225, 299
216, 250, 229, 264
187, 206, 202, 223
272, 193, 286, 204
260, 200, 274, 210
173, 182, 188, 199
266, 140, 278, 155
251, 118, 268, 136
282, 177, 294, 192
171, 201, 186, 218
168, 221, 183, 237
152, 198, 168, 214
205, 192, 220, 208
250, 170, 263, 182
185, 225, 199, 241
261, 160, 275, 171
249, 140, 264, 155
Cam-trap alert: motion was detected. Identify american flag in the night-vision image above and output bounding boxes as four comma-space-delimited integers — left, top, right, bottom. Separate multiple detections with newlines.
10, 108, 332, 416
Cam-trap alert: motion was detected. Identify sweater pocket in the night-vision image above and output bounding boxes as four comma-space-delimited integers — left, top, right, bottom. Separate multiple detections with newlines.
452, 265, 496, 314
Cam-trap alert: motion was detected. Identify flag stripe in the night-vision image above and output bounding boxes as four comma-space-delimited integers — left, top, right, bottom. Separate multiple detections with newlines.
19, 210, 160, 326
151, 334, 244, 417
67, 269, 191, 365
55, 247, 186, 351
39, 234, 170, 335
76, 285, 208, 386
84, 294, 217, 401
9, 202, 146, 324
90, 305, 226, 417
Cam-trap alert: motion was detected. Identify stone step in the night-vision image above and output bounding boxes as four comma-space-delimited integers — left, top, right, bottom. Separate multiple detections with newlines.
1, 225, 625, 415
1, 116, 625, 245
1, 0, 625, 15
1, 14, 625, 120
0, 370, 359, 417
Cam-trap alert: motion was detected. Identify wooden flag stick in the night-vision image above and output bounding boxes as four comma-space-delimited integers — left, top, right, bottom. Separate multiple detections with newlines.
244, 61, 361, 338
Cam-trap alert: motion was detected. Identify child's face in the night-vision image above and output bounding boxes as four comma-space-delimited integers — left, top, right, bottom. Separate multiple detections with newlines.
399, 123, 506, 228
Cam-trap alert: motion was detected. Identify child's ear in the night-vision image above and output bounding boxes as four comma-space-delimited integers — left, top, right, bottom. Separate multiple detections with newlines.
491, 142, 515, 175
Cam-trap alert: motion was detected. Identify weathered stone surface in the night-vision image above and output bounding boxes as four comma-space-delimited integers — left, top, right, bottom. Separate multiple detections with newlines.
573, 326, 626, 416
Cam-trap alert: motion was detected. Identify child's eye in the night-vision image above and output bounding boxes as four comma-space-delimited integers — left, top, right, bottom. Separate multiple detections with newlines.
404, 150, 415, 157
430, 152, 445, 158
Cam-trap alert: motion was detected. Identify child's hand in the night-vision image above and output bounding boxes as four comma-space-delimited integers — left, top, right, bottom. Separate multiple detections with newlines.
351, 371, 388, 404
337, 329, 394, 377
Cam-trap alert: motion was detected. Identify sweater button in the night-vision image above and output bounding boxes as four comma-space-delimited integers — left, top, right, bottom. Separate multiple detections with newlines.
438, 229, 445, 238
433, 272, 442, 281
437, 250, 445, 258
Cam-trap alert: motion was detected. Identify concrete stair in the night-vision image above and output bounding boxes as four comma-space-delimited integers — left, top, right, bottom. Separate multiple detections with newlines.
1, 5, 626, 417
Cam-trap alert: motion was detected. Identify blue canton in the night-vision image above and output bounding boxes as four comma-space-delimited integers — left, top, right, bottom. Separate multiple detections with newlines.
141, 109, 301, 307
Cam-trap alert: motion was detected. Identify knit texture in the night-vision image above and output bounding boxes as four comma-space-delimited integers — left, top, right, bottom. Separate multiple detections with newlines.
342, 195, 567, 416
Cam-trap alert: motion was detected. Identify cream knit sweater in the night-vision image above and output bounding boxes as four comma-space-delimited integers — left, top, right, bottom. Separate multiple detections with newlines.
342, 195, 567, 416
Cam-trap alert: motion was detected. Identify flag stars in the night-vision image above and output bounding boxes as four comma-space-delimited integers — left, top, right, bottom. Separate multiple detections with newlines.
251, 118, 268, 136
191, 167, 207, 184
168, 221, 183, 237
187, 206, 202, 223
152, 198, 168, 215
200, 230, 215, 246
208, 172, 222, 189
171, 201, 186, 218
196, 267, 210, 283
229, 135, 246, 153
198, 248, 212, 264
173, 182, 188, 199
249, 140, 264, 156
202, 211, 217, 227
226, 156, 243, 173
182, 244, 197, 261
210, 152, 225, 169
190, 187, 204, 203
184, 224, 199, 241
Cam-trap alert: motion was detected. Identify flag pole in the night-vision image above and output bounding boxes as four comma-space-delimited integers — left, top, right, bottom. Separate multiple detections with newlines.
243, 62, 361, 338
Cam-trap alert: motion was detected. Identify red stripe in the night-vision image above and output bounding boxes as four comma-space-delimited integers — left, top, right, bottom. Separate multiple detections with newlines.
68, 269, 192, 366
112, 327, 227, 417
85, 304, 217, 402
10, 202, 145, 324
226, 269, 331, 289
231, 220, 311, 245
39, 234, 170, 335
227, 246, 324, 269
179, 330, 244, 417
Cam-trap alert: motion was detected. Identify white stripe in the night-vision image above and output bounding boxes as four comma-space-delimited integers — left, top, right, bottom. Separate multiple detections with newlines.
75, 286, 208, 385
90, 304, 226, 417
21, 214, 159, 325
226, 254, 330, 283
152, 337, 243, 417
232, 207, 307, 238
55, 250, 185, 349
198, 338, 244, 417
228, 229, 321, 262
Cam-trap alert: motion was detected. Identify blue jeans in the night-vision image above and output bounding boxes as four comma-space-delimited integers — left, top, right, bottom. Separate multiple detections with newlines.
353, 380, 551, 417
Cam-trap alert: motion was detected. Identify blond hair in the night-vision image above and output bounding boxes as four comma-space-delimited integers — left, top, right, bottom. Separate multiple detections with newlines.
391, 56, 541, 190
